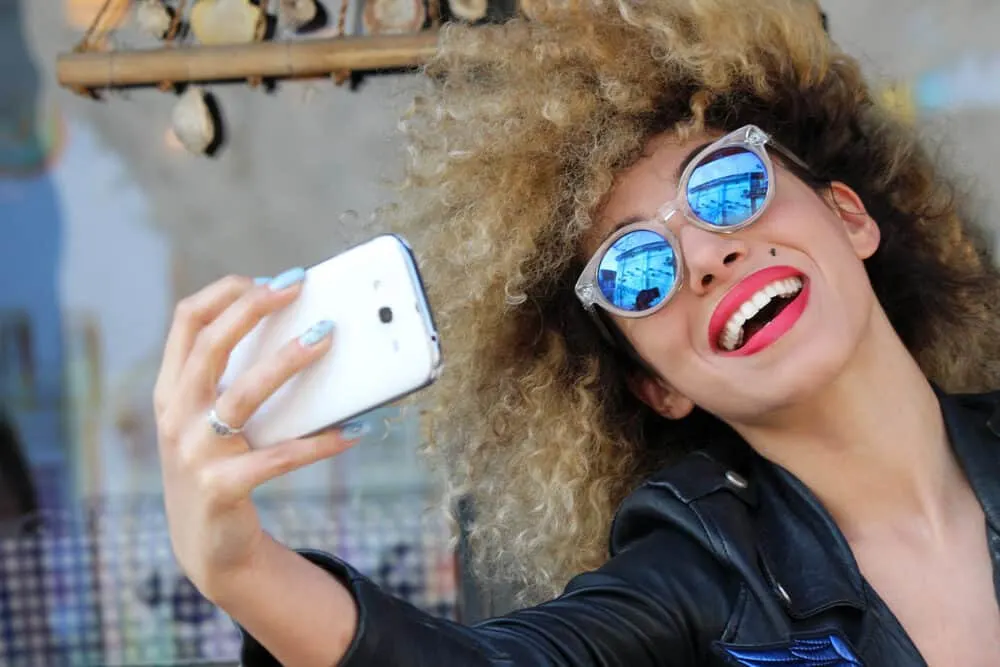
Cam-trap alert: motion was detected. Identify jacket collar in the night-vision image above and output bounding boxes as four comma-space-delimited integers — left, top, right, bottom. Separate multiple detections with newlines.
938, 391, 1000, 534
751, 389, 1000, 620
753, 455, 867, 619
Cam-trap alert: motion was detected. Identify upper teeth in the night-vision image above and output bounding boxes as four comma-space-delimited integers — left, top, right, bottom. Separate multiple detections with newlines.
719, 277, 803, 351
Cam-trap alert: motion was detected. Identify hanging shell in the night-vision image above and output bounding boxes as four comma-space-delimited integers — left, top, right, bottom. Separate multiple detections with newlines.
190, 0, 263, 45
134, 0, 173, 38
447, 0, 486, 22
362, 0, 425, 34
279, 0, 318, 30
170, 88, 216, 154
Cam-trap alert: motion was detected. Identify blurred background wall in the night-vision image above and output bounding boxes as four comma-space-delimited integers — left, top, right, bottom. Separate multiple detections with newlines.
0, 0, 999, 663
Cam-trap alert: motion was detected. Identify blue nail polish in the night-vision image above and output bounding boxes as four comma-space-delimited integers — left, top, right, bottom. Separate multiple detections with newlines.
253, 276, 271, 285
268, 267, 306, 291
341, 420, 371, 439
298, 320, 334, 346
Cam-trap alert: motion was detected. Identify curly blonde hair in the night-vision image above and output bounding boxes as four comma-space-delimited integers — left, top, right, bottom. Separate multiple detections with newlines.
386, 0, 1000, 603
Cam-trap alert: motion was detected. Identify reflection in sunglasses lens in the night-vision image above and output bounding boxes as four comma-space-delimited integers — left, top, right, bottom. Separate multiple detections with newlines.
597, 230, 677, 312
687, 147, 768, 227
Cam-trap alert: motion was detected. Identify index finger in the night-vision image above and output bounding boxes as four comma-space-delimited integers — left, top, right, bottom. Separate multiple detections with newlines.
154, 275, 253, 413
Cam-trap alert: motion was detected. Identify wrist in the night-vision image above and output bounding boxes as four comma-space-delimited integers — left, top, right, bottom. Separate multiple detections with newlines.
200, 530, 279, 606
205, 536, 360, 666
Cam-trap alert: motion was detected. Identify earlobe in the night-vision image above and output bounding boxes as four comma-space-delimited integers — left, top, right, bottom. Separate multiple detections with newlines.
662, 393, 696, 419
627, 373, 695, 420
828, 182, 880, 260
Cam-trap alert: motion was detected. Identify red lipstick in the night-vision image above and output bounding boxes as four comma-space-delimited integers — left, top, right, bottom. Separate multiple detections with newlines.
708, 266, 810, 356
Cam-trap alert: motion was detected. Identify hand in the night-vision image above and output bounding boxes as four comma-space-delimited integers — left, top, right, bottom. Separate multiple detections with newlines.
154, 270, 360, 600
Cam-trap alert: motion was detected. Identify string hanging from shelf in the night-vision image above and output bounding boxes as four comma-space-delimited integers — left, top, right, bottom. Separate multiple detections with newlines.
157, 0, 186, 91
331, 0, 351, 84
70, 0, 119, 97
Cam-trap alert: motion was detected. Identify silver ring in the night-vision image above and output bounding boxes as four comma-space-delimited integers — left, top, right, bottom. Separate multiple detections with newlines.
207, 407, 243, 438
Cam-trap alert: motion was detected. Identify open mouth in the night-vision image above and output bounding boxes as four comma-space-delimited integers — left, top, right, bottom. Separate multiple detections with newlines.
717, 277, 804, 351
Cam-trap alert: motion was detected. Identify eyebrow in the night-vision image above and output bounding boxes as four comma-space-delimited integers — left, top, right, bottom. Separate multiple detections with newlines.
673, 140, 713, 182
601, 215, 647, 242
598, 140, 714, 245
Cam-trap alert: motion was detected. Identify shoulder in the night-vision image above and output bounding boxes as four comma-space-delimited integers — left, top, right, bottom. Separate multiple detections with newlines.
948, 388, 1000, 414
937, 387, 1000, 438
570, 446, 755, 647
610, 443, 757, 555
605, 440, 785, 616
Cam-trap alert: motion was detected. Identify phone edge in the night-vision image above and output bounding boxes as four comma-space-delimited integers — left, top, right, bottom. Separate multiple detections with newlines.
297, 233, 443, 441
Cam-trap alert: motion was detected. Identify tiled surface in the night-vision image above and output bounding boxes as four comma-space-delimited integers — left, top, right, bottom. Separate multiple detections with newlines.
0, 493, 456, 667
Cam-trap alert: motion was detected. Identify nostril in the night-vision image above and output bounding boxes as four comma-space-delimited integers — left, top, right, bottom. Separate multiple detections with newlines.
723, 252, 740, 265
701, 274, 713, 288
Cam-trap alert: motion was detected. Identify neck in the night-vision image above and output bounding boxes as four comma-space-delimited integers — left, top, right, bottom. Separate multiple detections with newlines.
736, 308, 969, 545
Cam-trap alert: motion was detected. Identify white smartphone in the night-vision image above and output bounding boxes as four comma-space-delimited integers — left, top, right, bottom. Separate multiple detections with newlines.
219, 234, 442, 448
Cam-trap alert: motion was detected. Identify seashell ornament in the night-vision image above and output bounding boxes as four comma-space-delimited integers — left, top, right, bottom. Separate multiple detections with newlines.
279, 0, 319, 30
170, 87, 217, 154
362, 0, 425, 34
190, 0, 263, 45
447, 0, 487, 22
134, 0, 173, 38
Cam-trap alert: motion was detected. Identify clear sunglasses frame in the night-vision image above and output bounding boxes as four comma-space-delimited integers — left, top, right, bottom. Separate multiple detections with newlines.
574, 124, 810, 329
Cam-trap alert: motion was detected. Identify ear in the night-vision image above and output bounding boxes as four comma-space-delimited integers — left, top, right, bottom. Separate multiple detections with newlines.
826, 182, 880, 260
627, 373, 695, 420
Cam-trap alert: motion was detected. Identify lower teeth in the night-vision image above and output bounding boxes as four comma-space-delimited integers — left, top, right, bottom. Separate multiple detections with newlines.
722, 291, 799, 351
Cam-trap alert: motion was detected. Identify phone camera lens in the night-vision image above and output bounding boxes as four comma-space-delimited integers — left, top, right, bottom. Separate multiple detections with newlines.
379, 307, 393, 323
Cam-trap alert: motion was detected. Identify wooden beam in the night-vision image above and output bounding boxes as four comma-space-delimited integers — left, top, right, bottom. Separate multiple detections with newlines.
56, 32, 440, 89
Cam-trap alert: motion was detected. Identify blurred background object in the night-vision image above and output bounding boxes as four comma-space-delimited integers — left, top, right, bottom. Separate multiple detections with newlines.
0, 408, 38, 526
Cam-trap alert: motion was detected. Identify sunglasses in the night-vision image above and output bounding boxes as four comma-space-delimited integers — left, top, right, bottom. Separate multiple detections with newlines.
575, 125, 811, 331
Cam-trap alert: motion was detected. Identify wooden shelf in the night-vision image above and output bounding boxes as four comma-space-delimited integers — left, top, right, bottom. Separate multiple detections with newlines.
56, 31, 440, 89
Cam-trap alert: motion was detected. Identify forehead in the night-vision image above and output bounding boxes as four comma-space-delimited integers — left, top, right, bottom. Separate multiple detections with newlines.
593, 132, 718, 243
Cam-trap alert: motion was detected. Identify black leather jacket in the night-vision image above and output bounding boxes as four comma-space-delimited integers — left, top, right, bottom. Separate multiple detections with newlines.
242, 390, 1000, 666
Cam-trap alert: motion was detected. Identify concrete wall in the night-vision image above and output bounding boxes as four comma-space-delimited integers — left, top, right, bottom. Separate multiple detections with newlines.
824, 0, 1000, 242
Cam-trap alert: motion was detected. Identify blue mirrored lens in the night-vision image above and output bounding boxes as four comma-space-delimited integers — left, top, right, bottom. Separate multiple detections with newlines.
596, 230, 678, 312
687, 147, 768, 227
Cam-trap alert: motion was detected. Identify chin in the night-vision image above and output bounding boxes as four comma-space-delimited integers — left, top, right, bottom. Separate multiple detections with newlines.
706, 331, 860, 423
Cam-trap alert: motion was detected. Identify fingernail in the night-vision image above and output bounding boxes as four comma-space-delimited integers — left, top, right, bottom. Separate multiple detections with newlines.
268, 267, 306, 291
341, 420, 370, 439
298, 320, 334, 346
253, 276, 271, 285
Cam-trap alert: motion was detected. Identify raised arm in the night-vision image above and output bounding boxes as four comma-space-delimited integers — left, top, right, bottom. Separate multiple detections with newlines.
227, 528, 731, 667
154, 273, 729, 667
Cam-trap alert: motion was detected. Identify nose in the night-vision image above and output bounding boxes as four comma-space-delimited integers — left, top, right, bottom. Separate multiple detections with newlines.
678, 224, 748, 295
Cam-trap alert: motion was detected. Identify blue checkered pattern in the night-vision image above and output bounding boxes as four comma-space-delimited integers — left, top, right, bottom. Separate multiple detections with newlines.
0, 492, 456, 666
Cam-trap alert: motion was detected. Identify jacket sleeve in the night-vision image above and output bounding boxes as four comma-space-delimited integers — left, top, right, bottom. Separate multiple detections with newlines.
240, 530, 734, 667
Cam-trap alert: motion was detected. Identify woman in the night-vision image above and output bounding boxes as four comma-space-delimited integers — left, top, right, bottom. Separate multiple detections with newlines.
154, 0, 1000, 664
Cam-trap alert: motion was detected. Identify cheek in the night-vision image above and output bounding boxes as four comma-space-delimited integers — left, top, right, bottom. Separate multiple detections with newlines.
811, 212, 874, 296
833, 258, 879, 324
618, 304, 697, 373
